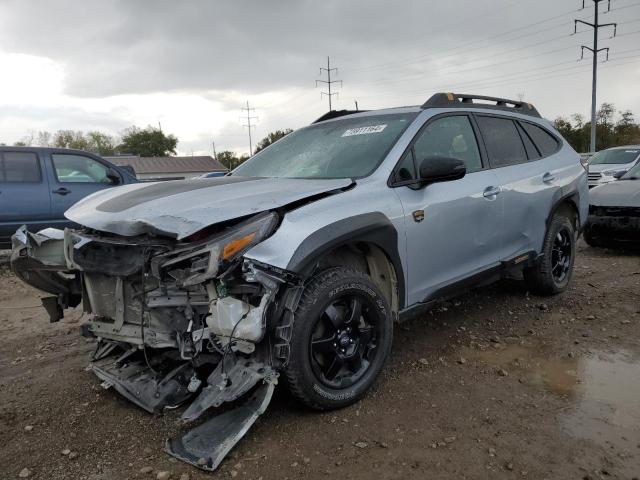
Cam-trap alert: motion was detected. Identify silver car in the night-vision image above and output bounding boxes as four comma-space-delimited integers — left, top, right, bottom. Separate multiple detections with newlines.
10, 93, 588, 471
587, 145, 640, 187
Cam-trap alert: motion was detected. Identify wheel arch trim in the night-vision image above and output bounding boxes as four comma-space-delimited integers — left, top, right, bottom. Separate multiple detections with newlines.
285, 212, 406, 309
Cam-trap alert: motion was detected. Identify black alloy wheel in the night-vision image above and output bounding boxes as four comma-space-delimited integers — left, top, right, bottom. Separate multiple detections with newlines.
309, 295, 379, 389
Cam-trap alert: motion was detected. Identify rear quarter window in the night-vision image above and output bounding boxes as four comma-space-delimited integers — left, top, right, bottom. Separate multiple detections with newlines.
0, 152, 41, 183
520, 122, 560, 157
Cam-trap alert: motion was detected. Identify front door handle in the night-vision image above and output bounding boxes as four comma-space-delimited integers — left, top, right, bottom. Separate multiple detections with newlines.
52, 187, 71, 196
542, 172, 556, 183
483, 186, 501, 198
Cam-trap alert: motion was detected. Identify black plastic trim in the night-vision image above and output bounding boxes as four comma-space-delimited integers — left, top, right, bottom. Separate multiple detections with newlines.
422, 93, 542, 118
286, 212, 406, 309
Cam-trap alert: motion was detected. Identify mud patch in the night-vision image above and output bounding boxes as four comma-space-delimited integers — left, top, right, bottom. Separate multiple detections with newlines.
463, 342, 640, 476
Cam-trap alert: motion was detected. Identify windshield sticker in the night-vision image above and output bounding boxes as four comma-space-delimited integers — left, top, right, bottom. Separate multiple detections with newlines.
342, 125, 387, 137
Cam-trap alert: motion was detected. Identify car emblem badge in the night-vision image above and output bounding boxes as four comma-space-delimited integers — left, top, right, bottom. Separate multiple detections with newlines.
412, 210, 425, 223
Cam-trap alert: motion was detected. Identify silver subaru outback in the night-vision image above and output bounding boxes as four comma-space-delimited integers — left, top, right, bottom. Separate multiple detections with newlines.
11, 92, 588, 470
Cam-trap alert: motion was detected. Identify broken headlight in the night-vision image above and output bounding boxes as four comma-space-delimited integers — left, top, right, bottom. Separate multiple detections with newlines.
156, 212, 278, 286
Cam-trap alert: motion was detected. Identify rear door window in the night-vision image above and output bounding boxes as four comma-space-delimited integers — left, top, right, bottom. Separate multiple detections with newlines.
476, 116, 527, 168
0, 152, 41, 182
520, 122, 559, 157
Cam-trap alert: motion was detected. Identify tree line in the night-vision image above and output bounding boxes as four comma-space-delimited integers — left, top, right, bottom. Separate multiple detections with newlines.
553, 103, 640, 153
7, 126, 294, 168
10, 126, 178, 157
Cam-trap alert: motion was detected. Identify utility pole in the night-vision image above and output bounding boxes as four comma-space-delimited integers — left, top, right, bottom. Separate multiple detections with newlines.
316, 56, 342, 111
574, 0, 617, 153
212, 140, 217, 161
240, 101, 258, 156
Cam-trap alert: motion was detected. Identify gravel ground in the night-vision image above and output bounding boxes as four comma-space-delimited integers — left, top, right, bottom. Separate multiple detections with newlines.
1, 242, 639, 480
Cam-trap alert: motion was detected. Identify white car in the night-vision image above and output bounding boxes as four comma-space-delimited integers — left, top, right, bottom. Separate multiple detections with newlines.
588, 145, 640, 187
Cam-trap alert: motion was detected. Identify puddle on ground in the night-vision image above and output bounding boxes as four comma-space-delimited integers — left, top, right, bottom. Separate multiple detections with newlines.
461, 343, 640, 472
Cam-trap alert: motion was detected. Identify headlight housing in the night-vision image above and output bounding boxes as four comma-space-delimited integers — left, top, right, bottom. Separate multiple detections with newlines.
153, 212, 278, 286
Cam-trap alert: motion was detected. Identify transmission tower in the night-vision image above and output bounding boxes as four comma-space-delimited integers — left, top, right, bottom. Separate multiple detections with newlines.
316, 56, 342, 111
240, 101, 258, 155
574, 0, 617, 153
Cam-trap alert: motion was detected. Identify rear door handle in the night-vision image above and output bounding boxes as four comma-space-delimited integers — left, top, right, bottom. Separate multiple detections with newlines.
52, 187, 71, 196
483, 186, 501, 198
542, 172, 556, 183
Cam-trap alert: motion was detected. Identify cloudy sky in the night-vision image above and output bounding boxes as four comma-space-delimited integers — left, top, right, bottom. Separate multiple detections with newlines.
0, 0, 639, 156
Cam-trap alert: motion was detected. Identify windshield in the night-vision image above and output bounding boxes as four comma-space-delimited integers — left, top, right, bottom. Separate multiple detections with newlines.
589, 148, 640, 165
621, 162, 640, 180
233, 113, 417, 179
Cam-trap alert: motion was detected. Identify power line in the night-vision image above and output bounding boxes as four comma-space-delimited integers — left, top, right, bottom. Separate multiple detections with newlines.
574, 0, 618, 152
240, 100, 258, 155
316, 56, 342, 111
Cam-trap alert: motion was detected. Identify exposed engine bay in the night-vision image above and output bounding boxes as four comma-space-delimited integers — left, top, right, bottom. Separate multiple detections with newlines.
10, 211, 300, 471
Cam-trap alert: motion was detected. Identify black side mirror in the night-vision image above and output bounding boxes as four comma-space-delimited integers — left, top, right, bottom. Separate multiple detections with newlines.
106, 167, 121, 185
419, 156, 466, 184
613, 170, 627, 179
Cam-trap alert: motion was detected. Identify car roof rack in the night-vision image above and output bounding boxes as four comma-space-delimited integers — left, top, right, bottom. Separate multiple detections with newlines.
422, 92, 541, 118
312, 109, 367, 124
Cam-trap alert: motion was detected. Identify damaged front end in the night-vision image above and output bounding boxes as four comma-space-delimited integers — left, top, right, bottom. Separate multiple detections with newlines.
10, 211, 297, 471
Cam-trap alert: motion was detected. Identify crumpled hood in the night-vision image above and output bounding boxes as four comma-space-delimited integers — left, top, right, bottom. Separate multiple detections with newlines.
590, 180, 640, 207
65, 176, 352, 239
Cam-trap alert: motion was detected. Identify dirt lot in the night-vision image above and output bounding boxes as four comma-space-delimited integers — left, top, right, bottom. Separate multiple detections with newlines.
1, 242, 639, 480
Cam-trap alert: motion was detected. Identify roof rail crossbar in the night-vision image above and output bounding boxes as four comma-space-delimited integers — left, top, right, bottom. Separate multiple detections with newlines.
422, 92, 541, 118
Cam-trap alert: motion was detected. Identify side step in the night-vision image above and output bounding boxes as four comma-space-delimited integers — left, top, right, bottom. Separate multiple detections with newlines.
165, 378, 276, 471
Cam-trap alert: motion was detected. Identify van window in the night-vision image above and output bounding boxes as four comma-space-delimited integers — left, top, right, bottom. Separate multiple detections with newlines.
476, 116, 527, 168
520, 122, 559, 157
52, 154, 111, 183
0, 152, 41, 183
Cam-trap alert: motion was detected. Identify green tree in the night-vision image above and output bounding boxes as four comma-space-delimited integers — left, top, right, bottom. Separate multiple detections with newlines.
118, 126, 178, 156
217, 150, 249, 170
53, 130, 90, 150
86, 131, 116, 155
614, 110, 640, 146
553, 104, 640, 152
254, 129, 293, 153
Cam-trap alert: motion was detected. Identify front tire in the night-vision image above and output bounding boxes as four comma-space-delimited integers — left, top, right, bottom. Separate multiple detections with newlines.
524, 213, 576, 295
283, 267, 393, 410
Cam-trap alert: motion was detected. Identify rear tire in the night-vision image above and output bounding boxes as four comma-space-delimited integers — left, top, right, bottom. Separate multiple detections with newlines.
524, 213, 576, 296
283, 267, 393, 411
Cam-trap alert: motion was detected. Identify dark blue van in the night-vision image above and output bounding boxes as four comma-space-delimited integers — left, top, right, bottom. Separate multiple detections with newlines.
0, 147, 137, 248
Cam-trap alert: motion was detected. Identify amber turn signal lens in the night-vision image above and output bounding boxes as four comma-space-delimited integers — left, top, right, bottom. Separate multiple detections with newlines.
222, 232, 257, 260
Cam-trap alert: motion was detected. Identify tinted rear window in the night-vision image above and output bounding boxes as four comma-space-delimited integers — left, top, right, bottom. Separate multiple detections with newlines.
521, 122, 559, 157
0, 152, 41, 182
476, 116, 527, 167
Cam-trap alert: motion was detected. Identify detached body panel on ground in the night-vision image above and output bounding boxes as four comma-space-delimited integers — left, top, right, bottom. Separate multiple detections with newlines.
9, 93, 588, 471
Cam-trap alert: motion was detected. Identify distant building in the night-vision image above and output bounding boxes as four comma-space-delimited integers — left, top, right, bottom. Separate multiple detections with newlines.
104, 155, 227, 180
